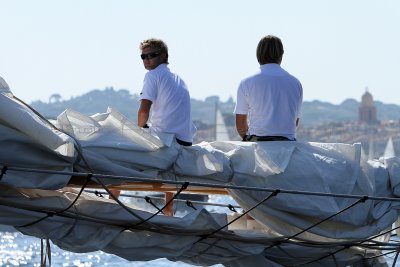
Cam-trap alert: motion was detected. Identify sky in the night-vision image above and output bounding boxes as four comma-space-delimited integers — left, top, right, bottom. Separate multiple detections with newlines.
1, 0, 400, 105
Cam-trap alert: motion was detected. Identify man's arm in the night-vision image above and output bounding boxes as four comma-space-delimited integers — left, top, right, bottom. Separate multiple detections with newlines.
235, 114, 248, 139
137, 99, 152, 127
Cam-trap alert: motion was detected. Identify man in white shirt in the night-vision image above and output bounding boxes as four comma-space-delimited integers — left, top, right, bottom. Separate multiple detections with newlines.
234, 35, 303, 141
138, 38, 196, 146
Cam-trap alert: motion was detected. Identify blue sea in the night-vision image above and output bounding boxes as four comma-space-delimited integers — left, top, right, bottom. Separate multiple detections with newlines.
0, 230, 224, 267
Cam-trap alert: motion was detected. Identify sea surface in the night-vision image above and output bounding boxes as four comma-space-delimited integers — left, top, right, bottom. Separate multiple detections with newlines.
0, 231, 224, 267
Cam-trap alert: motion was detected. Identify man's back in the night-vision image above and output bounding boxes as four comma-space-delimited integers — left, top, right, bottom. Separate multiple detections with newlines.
235, 64, 302, 139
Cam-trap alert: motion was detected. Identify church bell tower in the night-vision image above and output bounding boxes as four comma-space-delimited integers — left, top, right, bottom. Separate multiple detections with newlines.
358, 87, 378, 124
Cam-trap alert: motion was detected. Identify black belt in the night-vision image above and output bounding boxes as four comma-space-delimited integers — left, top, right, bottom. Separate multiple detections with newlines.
176, 138, 192, 146
243, 135, 294, 142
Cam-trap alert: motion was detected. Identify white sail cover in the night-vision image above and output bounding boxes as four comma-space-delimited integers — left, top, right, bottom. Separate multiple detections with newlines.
1, 80, 399, 266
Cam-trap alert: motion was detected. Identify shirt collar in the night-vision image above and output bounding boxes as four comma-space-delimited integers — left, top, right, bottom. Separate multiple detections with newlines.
154, 63, 168, 70
260, 63, 281, 71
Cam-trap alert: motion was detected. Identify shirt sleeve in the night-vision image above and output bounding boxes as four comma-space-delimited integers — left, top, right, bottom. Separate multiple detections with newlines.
297, 82, 303, 117
234, 81, 249, 115
140, 72, 158, 102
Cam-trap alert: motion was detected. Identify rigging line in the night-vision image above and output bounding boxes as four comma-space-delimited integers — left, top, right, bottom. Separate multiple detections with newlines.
0, 199, 212, 238
356, 243, 400, 250
274, 245, 300, 261
227, 204, 237, 212
338, 225, 400, 261
360, 224, 400, 249
1, 190, 353, 244
130, 182, 189, 228
17, 173, 93, 228
298, 218, 398, 266
0, 200, 166, 235
363, 251, 391, 261
89, 176, 166, 232
265, 196, 369, 252
356, 238, 400, 248
188, 238, 222, 262
40, 239, 52, 267
194, 190, 280, 245
186, 200, 197, 210
84, 189, 242, 210
3, 195, 396, 251
2, 198, 390, 251
392, 250, 400, 267
144, 196, 165, 214
331, 253, 339, 267
4, 164, 400, 202
297, 245, 349, 266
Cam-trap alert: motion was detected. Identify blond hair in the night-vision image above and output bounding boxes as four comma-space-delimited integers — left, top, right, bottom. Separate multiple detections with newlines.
140, 38, 169, 64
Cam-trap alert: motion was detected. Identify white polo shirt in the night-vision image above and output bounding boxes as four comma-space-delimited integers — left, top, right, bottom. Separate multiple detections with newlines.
140, 64, 196, 142
234, 64, 303, 139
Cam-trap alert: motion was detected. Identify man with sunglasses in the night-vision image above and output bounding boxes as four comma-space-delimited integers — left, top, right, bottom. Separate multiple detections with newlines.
138, 38, 196, 146
234, 35, 303, 142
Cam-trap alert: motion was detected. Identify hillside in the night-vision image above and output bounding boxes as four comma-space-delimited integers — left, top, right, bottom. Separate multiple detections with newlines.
30, 88, 400, 127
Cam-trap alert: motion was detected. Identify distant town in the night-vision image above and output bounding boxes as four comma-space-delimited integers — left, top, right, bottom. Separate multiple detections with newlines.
31, 88, 400, 159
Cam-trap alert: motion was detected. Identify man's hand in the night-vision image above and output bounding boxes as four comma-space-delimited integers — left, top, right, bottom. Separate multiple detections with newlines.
235, 114, 248, 138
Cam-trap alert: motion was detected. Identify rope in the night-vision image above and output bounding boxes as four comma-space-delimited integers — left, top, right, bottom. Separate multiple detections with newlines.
266, 196, 369, 251
194, 189, 280, 245
131, 182, 189, 228
186, 200, 197, 210
298, 215, 397, 266
392, 250, 400, 267
40, 239, 51, 267
84, 189, 241, 211
94, 190, 104, 198
3, 164, 400, 203
228, 204, 237, 212
145, 196, 165, 214
17, 173, 93, 228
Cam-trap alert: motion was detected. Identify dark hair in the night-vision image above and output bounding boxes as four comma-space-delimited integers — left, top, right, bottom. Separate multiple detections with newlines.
139, 38, 169, 64
256, 35, 284, 65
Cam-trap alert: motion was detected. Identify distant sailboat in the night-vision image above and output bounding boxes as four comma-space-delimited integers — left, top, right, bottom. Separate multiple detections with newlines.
368, 137, 374, 160
383, 136, 396, 158
215, 106, 230, 141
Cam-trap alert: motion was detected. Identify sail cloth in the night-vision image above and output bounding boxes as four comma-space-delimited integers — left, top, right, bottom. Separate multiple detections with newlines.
0, 185, 386, 267
0, 89, 76, 189
0, 84, 399, 266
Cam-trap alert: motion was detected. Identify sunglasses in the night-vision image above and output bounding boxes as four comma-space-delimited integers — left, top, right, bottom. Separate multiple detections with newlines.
140, 52, 161, 60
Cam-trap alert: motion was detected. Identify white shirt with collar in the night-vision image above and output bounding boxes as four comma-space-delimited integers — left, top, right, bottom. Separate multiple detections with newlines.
140, 64, 196, 142
234, 63, 303, 139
